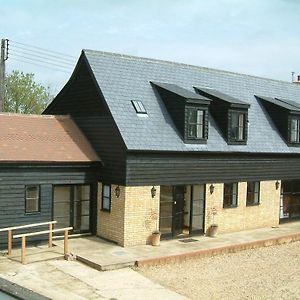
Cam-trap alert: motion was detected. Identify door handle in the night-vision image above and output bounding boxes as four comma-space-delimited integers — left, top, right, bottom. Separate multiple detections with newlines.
174, 201, 177, 204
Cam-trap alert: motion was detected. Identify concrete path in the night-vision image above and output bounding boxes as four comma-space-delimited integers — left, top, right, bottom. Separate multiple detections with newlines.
54, 221, 300, 269
0, 256, 187, 299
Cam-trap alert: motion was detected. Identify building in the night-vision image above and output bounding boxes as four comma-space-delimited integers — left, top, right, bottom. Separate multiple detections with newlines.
0, 113, 100, 248
43, 50, 300, 247
1, 50, 300, 249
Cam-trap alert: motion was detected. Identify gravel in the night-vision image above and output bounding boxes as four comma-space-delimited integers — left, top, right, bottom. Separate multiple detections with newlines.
138, 241, 300, 300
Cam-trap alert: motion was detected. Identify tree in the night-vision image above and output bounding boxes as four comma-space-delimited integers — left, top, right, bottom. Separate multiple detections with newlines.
4, 70, 52, 114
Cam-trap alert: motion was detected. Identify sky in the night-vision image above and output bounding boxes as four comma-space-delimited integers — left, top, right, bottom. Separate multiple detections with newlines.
1, 0, 300, 95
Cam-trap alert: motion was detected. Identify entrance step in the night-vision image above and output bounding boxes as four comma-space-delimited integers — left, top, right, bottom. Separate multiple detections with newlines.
136, 231, 300, 267
76, 255, 135, 271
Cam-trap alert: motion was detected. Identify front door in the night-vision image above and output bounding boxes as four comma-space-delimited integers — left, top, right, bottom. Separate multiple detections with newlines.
172, 186, 185, 236
53, 184, 91, 233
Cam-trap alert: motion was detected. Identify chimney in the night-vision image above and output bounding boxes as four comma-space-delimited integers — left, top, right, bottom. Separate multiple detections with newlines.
294, 75, 300, 84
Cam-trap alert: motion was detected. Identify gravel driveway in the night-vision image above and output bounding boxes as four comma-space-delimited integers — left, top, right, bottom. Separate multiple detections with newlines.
138, 241, 300, 300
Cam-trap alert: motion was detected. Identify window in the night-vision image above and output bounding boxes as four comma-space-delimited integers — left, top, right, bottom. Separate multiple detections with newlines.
230, 112, 245, 141
102, 184, 111, 211
131, 100, 147, 114
223, 183, 238, 208
187, 108, 205, 139
247, 182, 260, 206
290, 118, 300, 143
25, 185, 40, 213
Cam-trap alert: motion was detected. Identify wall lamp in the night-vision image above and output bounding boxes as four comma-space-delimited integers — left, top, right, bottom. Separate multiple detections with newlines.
151, 186, 157, 198
209, 184, 215, 194
275, 181, 280, 190
115, 185, 121, 198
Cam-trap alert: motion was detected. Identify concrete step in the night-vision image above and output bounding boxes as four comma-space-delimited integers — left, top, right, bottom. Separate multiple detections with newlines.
76, 255, 135, 271
136, 231, 300, 267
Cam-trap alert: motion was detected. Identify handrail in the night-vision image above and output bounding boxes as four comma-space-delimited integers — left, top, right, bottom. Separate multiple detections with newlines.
0, 220, 57, 255
0, 221, 57, 232
13, 227, 73, 238
13, 226, 73, 264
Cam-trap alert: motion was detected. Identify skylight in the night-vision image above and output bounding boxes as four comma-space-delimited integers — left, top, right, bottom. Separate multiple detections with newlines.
131, 100, 147, 114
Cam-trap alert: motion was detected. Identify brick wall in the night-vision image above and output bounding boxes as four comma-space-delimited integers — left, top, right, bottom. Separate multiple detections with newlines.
204, 181, 281, 234
97, 183, 160, 247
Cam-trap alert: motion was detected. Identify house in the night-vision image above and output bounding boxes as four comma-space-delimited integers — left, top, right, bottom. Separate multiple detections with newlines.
42, 49, 300, 247
0, 113, 100, 248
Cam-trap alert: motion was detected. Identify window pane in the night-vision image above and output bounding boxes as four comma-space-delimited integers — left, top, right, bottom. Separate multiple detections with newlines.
188, 110, 197, 124
188, 124, 197, 138
75, 185, 90, 201
26, 198, 39, 212
224, 183, 238, 207
291, 119, 300, 142
102, 196, 110, 210
231, 113, 245, 141
103, 185, 110, 198
196, 124, 203, 138
26, 186, 38, 199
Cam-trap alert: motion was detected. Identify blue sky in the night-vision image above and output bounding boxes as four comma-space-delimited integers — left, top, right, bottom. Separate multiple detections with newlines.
1, 0, 300, 95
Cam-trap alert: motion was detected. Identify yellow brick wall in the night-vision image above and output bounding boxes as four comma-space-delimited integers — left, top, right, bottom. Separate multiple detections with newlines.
123, 186, 160, 246
205, 181, 281, 234
97, 183, 126, 245
97, 183, 160, 247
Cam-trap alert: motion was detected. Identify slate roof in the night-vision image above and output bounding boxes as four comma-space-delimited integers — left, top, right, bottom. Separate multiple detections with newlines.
151, 81, 210, 101
0, 113, 100, 162
195, 86, 250, 107
83, 49, 300, 154
256, 96, 300, 113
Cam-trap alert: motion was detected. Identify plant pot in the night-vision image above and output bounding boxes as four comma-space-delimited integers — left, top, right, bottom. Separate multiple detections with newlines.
209, 225, 218, 237
151, 232, 161, 246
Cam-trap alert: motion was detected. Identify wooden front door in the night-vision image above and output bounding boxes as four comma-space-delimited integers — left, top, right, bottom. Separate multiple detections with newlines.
172, 186, 185, 236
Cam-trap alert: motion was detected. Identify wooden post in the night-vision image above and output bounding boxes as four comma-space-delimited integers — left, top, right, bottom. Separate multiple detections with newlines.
64, 229, 68, 255
7, 229, 12, 255
48, 223, 53, 248
21, 236, 26, 264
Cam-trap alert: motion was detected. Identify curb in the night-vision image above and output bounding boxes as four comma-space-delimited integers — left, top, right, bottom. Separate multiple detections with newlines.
135, 231, 300, 267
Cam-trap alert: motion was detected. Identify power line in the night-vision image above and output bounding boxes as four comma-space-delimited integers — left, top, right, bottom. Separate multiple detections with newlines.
9, 53, 73, 71
9, 40, 77, 59
10, 48, 75, 67
9, 57, 72, 73
10, 44, 76, 64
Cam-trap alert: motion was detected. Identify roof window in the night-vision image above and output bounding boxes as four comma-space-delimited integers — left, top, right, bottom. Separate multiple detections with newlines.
131, 100, 147, 114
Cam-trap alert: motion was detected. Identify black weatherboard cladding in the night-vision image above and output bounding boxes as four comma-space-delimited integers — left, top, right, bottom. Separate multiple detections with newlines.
44, 56, 127, 184
0, 164, 99, 249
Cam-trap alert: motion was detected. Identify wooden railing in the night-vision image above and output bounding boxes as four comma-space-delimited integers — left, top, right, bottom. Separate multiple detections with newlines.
0, 221, 57, 255
13, 227, 73, 264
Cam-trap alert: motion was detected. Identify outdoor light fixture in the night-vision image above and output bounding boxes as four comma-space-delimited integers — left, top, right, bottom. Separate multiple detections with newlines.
115, 185, 121, 198
209, 184, 215, 194
275, 181, 280, 190
151, 186, 157, 198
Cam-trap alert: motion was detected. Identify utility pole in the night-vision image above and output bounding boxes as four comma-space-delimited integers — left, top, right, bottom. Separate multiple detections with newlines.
0, 39, 9, 112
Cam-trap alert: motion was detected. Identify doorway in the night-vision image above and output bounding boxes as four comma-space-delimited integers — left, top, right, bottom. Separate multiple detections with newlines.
53, 184, 92, 233
159, 185, 205, 238
280, 180, 300, 222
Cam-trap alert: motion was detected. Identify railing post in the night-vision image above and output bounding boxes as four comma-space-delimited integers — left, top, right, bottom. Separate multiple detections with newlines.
48, 223, 53, 248
21, 236, 26, 264
64, 229, 68, 255
7, 229, 12, 255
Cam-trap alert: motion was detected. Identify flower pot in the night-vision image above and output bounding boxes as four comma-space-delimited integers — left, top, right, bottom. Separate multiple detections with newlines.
209, 225, 218, 237
151, 232, 161, 246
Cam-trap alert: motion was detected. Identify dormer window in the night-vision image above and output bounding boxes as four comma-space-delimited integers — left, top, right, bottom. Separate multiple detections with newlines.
195, 87, 250, 145
230, 112, 246, 141
256, 96, 300, 147
187, 108, 205, 139
290, 117, 300, 143
151, 82, 211, 144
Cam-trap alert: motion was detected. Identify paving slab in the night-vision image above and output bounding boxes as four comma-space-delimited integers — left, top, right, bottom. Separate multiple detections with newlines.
54, 221, 300, 269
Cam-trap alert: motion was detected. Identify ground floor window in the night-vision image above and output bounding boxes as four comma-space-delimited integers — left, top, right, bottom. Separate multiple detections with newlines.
102, 184, 111, 211
25, 185, 40, 213
246, 182, 260, 206
223, 183, 238, 208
